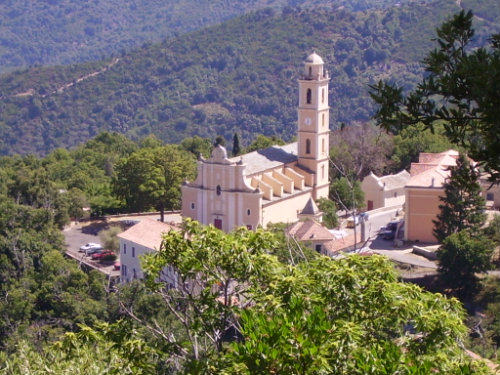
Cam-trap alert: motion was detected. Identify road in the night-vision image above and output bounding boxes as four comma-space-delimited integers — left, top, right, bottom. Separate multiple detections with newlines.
352, 208, 439, 270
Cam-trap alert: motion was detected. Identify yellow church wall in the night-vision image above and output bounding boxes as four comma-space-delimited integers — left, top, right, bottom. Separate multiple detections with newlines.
262, 191, 313, 227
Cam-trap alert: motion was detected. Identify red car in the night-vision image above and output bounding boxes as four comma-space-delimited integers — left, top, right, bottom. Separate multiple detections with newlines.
91, 250, 115, 261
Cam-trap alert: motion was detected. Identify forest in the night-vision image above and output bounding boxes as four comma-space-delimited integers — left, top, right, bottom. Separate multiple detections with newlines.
0, 0, 439, 73
0, 0, 498, 157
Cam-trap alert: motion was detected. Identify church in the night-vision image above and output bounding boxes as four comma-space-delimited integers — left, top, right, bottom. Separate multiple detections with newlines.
181, 52, 330, 232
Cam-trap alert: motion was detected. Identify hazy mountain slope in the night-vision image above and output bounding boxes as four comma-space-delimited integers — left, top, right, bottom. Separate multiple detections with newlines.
0, 0, 498, 156
0, 0, 440, 73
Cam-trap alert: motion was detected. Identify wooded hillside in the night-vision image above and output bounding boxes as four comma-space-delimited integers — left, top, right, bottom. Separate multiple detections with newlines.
0, 0, 440, 73
0, 0, 497, 156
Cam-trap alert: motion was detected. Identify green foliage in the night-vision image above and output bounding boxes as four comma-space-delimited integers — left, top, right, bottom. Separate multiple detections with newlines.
433, 153, 486, 243
0, 321, 161, 375
438, 230, 494, 294
232, 133, 241, 157
329, 177, 364, 211
136, 220, 489, 374
390, 122, 457, 171
245, 134, 285, 153
2, 1, 497, 157
316, 198, 339, 228
112, 145, 196, 219
371, 10, 500, 182
180, 136, 213, 159
99, 226, 122, 252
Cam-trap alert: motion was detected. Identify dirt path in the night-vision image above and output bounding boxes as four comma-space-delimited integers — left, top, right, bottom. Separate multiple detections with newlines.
13, 58, 120, 98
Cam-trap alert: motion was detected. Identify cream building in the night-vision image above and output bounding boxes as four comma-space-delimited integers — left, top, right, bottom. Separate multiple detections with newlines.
181, 53, 331, 232
404, 150, 499, 243
361, 170, 410, 210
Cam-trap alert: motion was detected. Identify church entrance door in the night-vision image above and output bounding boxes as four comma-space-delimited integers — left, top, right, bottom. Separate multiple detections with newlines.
214, 219, 222, 230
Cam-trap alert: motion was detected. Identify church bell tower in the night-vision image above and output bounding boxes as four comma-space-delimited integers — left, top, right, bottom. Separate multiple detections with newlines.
297, 52, 330, 199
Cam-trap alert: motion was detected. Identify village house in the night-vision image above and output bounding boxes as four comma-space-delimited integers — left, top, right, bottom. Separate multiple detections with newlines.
181, 52, 330, 232
361, 170, 410, 210
404, 150, 499, 243
117, 218, 178, 285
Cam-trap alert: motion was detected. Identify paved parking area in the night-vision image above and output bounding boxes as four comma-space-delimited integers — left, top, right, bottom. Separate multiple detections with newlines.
63, 213, 182, 278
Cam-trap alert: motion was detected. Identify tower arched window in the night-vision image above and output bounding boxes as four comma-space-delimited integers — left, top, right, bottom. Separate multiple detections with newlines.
321, 165, 325, 179
322, 113, 325, 127
308, 67, 312, 78
322, 138, 325, 153
306, 89, 312, 104
322, 88, 325, 103
216, 185, 221, 196
306, 139, 311, 154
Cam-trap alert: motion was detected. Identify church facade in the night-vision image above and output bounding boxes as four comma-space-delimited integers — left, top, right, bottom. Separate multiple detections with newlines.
181, 53, 330, 232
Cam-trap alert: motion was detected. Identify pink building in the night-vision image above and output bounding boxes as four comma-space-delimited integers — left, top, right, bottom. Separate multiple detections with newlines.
405, 150, 499, 243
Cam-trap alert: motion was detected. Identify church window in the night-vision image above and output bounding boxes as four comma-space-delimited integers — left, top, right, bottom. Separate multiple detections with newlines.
322, 138, 325, 153
308, 67, 312, 78
216, 185, 221, 196
306, 139, 311, 154
322, 88, 325, 103
123, 244, 126, 255
306, 89, 312, 104
247, 209, 251, 216
321, 165, 325, 179
322, 113, 325, 127
132, 247, 135, 258
191, 203, 195, 209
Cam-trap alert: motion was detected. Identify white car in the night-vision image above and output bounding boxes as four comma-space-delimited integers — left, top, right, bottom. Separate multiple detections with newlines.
79, 243, 102, 253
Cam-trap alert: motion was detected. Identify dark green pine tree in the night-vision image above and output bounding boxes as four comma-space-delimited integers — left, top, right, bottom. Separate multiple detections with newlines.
232, 133, 241, 157
433, 153, 486, 243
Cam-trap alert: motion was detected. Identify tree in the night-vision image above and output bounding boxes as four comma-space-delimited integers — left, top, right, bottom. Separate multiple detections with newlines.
245, 134, 285, 153
438, 230, 493, 293
370, 10, 500, 183
181, 136, 213, 159
329, 177, 364, 211
112, 145, 196, 221
433, 153, 486, 243
136, 221, 488, 374
316, 197, 339, 228
232, 133, 241, 157
329, 123, 394, 181
391, 122, 456, 172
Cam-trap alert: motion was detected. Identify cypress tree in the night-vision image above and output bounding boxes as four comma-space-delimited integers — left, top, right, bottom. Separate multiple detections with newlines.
433, 153, 486, 243
232, 133, 241, 156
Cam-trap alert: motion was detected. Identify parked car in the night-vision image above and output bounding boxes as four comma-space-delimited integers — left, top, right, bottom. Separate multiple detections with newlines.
79, 243, 102, 253
381, 221, 399, 240
91, 250, 115, 261
85, 246, 104, 256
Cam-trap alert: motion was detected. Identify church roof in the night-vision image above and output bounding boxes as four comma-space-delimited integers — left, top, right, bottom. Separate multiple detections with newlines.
305, 52, 324, 64
229, 142, 298, 175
